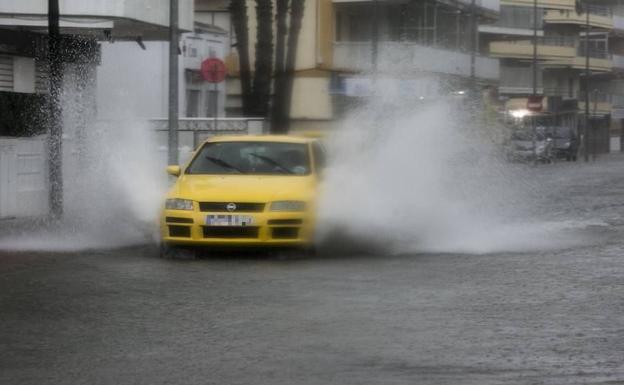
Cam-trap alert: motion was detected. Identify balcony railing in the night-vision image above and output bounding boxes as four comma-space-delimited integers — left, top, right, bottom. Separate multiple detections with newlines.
332, 41, 499, 80
577, 47, 610, 59
579, 4, 612, 17
612, 54, 624, 69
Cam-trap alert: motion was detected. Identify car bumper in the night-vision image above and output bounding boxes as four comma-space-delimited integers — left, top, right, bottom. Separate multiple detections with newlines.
160, 209, 315, 247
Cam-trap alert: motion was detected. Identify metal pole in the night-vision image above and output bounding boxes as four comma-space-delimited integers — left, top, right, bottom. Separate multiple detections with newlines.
592, 89, 598, 160
168, 0, 179, 165
584, 1, 590, 162
213, 65, 218, 131
47, 0, 63, 219
371, 0, 379, 71
470, 0, 476, 84
532, 0, 538, 164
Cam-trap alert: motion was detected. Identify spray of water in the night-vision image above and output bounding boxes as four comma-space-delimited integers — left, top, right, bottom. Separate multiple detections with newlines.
316, 78, 594, 254
0, 61, 166, 252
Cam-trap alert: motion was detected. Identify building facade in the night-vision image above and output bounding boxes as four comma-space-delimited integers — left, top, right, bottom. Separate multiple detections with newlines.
226, 0, 501, 131
481, 0, 624, 153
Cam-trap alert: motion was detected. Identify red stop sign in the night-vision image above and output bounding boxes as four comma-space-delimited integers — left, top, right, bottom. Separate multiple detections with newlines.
201, 58, 226, 83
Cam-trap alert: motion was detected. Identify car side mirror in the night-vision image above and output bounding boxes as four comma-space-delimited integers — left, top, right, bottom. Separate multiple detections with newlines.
166, 165, 181, 176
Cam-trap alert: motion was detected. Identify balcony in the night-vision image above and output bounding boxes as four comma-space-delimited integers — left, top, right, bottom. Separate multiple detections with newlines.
489, 37, 612, 73
501, 0, 575, 11
571, 47, 612, 72
543, 6, 613, 30
489, 37, 575, 60
332, 42, 499, 80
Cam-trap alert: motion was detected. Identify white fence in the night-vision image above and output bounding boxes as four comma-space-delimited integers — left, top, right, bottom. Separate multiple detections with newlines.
0, 135, 48, 219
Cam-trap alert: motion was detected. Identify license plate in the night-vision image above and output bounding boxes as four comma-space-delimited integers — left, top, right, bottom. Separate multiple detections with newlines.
205, 215, 254, 226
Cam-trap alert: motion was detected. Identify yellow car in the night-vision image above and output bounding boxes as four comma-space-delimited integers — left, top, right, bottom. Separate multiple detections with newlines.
159, 135, 325, 258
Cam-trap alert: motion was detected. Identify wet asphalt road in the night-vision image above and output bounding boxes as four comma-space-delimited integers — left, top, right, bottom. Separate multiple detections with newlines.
1, 155, 624, 385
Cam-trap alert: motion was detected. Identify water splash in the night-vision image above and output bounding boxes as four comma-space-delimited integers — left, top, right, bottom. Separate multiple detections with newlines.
316, 79, 595, 255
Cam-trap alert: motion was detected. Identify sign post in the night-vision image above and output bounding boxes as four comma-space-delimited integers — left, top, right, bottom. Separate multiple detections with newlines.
201, 58, 226, 131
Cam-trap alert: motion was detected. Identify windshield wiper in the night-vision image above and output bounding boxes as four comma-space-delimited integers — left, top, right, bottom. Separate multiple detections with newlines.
204, 156, 244, 174
248, 153, 294, 174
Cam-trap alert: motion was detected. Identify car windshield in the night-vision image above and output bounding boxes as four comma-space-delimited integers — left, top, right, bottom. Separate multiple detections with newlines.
186, 141, 311, 176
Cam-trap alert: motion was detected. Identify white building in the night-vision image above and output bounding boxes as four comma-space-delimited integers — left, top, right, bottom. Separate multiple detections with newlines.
0, 0, 194, 218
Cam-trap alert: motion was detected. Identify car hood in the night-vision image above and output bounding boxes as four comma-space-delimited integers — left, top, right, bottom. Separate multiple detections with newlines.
168, 174, 317, 203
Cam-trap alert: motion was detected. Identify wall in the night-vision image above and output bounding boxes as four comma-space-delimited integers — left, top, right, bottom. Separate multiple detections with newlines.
96, 41, 172, 119
0, 136, 48, 219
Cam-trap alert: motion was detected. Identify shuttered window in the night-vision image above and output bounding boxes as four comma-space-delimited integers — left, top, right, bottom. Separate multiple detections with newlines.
0, 56, 13, 92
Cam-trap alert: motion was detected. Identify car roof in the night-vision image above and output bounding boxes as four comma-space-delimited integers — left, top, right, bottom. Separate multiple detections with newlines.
204, 135, 315, 144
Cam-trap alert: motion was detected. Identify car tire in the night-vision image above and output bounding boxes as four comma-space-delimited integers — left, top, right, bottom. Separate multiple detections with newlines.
159, 243, 197, 260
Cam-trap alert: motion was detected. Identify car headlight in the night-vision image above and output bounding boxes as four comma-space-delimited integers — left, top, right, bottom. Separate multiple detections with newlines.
270, 200, 306, 212
165, 198, 194, 210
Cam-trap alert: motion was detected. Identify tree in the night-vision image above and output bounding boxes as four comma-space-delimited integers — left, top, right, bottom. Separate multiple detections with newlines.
251, 0, 274, 117
229, 0, 253, 115
271, 0, 305, 133
270, 0, 289, 131
231, 0, 306, 132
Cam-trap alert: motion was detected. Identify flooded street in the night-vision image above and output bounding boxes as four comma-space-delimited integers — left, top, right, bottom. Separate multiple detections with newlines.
1, 155, 623, 385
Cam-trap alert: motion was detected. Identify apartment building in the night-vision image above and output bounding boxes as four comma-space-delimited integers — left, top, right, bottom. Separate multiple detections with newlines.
227, 0, 501, 131
481, 0, 624, 153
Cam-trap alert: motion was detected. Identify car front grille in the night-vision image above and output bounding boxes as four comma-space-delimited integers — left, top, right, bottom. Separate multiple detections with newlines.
267, 219, 303, 225
203, 226, 260, 239
271, 227, 300, 239
169, 225, 191, 237
166, 217, 193, 224
199, 202, 265, 212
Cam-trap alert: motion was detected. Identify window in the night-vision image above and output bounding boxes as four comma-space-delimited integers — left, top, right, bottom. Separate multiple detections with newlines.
186, 90, 200, 117
186, 142, 311, 175
206, 90, 218, 117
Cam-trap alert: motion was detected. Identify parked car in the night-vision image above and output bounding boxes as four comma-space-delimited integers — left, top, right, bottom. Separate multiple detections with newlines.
159, 135, 325, 258
544, 126, 578, 161
506, 130, 553, 163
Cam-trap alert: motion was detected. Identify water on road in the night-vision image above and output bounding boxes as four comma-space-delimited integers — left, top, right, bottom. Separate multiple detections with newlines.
1, 155, 624, 384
